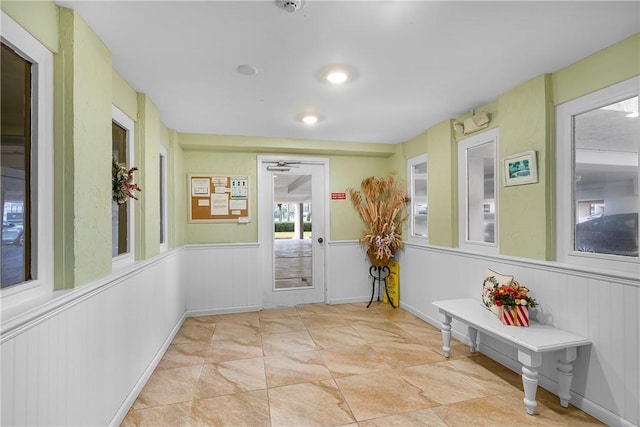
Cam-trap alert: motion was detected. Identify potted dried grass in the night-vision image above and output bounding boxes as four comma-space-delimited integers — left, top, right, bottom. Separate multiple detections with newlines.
347, 172, 410, 266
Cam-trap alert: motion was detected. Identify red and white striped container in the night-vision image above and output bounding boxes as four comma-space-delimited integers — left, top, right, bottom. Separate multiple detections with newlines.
499, 305, 529, 327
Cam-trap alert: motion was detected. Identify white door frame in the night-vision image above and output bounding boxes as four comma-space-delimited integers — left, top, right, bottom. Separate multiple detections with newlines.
257, 155, 330, 308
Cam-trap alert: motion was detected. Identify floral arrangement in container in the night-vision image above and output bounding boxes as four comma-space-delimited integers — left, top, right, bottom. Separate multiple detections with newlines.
112, 157, 141, 205
489, 281, 538, 327
347, 172, 410, 266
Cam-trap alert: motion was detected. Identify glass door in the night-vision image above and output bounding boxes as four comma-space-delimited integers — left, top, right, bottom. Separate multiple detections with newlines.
258, 159, 326, 308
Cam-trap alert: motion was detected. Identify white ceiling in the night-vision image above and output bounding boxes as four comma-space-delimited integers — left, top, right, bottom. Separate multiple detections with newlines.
55, 1, 639, 144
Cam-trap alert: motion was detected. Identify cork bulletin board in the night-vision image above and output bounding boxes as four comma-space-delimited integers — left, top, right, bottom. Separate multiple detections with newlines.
188, 174, 251, 223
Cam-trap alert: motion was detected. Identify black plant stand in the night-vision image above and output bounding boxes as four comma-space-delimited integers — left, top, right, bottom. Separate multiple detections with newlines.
367, 265, 395, 309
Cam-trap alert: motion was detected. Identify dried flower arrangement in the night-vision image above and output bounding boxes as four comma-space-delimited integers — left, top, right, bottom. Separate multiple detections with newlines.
112, 157, 141, 205
347, 172, 410, 266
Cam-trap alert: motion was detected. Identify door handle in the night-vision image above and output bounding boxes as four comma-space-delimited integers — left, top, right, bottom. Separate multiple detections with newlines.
317, 237, 324, 244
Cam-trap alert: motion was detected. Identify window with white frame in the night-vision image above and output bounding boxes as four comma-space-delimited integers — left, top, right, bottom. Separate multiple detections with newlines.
159, 146, 168, 251
112, 106, 135, 267
407, 154, 428, 241
1, 12, 53, 304
458, 129, 498, 254
556, 77, 639, 274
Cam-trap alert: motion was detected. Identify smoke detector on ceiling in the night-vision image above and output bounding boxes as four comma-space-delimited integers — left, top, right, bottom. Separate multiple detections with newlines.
275, 0, 305, 13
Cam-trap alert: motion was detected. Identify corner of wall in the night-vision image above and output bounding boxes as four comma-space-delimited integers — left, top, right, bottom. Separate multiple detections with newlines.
53, 6, 76, 290
135, 94, 163, 260
543, 74, 556, 261
426, 119, 457, 247
53, 6, 115, 287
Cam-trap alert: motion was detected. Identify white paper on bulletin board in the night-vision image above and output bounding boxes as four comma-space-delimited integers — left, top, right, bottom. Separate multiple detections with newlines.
230, 199, 247, 210
211, 193, 229, 215
191, 178, 210, 196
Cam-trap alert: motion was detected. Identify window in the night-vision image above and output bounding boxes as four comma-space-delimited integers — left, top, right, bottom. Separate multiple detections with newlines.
159, 146, 168, 252
1, 44, 31, 288
112, 106, 135, 268
407, 154, 428, 242
556, 77, 639, 274
458, 129, 498, 254
1, 12, 53, 303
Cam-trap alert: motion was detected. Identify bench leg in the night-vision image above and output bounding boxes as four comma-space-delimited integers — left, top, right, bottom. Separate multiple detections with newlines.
518, 349, 542, 415
468, 327, 478, 353
557, 347, 577, 408
441, 313, 452, 358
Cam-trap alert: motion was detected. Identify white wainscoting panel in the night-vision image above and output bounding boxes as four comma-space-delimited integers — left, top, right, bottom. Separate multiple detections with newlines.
399, 243, 640, 427
0, 249, 186, 427
185, 244, 261, 315
326, 241, 373, 304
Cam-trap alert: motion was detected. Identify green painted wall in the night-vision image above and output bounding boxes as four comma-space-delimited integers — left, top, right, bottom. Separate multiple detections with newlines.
179, 133, 395, 243
1, 1, 58, 52
403, 132, 426, 161
330, 156, 392, 241
180, 133, 396, 158
426, 120, 457, 247
54, 8, 113, 287
53, 8, 73, 290
553, 33, 640, 106
113, 70, 137, 121
170, 130, 186, 247
136, 94, 162, 259
497, 75, 553, 260
163, 129, 180, 248
182, 150, 259, 243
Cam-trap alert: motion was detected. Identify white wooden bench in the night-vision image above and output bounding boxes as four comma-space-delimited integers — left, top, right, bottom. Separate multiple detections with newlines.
433, 298, 591, 415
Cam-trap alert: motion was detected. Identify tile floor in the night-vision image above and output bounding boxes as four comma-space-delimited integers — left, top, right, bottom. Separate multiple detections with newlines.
274, 239, 312, 289
122, 303, 602, 426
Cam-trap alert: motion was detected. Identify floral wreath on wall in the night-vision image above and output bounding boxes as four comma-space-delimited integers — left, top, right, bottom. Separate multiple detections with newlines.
112, 157, 141, 205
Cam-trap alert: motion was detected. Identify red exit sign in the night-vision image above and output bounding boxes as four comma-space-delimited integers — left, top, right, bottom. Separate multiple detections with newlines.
331, 192, 346, 200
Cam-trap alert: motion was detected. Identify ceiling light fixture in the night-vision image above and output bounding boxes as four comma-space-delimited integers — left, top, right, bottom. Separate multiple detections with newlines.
453, 111, 491, 135
302, 114, 318, 125
296, 112, 324, 126
326, 70, 348, 84
317, 65, 357, 85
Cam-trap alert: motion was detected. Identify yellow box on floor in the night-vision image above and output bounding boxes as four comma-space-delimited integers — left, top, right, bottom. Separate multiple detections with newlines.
383, 260, 399, 306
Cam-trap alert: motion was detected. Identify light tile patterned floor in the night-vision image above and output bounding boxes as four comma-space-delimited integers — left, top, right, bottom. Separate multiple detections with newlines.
122, 303, 603, 427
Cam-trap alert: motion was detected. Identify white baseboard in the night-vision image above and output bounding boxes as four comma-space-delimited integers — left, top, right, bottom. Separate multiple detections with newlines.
108, 312, 187, 427
400, 301, 442, 329
328, 296, 370, 305
186, 305, 262, 318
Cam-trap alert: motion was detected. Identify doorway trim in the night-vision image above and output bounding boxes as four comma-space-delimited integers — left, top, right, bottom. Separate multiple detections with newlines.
257, 155, 330, 308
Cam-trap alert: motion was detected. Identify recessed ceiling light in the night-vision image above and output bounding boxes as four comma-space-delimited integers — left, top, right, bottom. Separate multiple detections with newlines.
302, 114, 319, 125
237, 64, 258, 76
326, 70, 348, 84
317, 65, 357, 85
296, 112, 324, 125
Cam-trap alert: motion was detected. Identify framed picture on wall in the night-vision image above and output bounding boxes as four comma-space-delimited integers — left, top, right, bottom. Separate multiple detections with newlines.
503, 150, 538, 186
